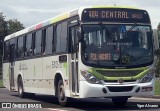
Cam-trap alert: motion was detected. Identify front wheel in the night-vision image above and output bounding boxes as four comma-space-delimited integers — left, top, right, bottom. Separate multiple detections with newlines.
112, 97, 128, 106
57, 80, 68, 106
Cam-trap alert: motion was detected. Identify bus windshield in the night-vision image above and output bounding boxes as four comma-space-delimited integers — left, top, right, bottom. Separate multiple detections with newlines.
81, 24, 153, 68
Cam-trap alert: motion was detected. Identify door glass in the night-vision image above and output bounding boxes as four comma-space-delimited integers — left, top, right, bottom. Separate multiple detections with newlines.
70, 26, 79, 93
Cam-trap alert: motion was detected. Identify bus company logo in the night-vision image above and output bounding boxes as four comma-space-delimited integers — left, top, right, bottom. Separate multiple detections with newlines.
1, 103, 42, 109
2, 103, 11, 108
118, 78, 124, 84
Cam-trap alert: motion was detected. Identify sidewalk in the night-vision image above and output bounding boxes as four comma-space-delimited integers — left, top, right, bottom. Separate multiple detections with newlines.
136, 95, 160, 99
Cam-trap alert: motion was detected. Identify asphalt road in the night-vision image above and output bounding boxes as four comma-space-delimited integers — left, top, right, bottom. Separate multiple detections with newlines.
0, 88, 160, 111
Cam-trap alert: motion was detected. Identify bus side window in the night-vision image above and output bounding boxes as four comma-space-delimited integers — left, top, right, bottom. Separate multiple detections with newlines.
17, 36, 24, 59
4, 41, 10, 61
35, 30, 42, 55
26, 33, 32, 57
61, 21, 68, 52
55, 23, 61, 53
32, 32, 36, 56
46, 26, 54, 55
42, 28, 46, 55
23, 35, 27, 57
55, 21, 67, 53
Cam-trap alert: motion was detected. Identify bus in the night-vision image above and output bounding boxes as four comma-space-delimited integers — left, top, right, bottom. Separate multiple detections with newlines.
3, 6, 155, 106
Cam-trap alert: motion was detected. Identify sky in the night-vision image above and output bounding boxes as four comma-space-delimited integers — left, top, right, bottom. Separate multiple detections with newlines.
0, 0, 159, 29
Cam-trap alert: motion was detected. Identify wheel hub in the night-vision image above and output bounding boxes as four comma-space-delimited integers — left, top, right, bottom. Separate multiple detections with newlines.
59, 85, 65, 101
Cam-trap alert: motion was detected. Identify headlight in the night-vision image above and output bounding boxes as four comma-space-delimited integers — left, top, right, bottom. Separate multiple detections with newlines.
81, 70, 102, 84
139, 69, 155, 83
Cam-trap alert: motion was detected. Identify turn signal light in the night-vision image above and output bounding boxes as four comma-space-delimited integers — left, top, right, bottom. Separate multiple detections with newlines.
141, 87, 153, 92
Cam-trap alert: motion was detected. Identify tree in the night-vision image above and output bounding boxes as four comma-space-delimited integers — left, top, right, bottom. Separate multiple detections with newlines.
0, 13, 8, 70
158, 23, 160, 40
7, 19, 24, 35
0, 13, 24, 48
0, 13, 8, 51
0, 12, 24, 72
155, 23, 160, 78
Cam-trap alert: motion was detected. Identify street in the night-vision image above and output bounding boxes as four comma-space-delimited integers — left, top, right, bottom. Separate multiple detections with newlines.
0, 88, 159, 111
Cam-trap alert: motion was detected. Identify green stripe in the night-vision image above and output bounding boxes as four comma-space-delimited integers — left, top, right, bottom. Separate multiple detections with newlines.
63, 62, 68, 76
89, 67, 149, 81
50, 13, 69, 24
90, 67, 147, 71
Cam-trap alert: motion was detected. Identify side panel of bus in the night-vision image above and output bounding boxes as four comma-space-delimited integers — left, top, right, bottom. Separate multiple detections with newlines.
22, 58, 42, 93
3, 63, 10, 89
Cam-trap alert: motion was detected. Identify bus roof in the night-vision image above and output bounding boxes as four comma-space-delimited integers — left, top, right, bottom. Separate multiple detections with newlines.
4, 6, 139, 41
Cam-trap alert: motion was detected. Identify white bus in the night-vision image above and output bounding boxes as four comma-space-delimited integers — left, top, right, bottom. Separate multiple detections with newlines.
3, 6, 155, 106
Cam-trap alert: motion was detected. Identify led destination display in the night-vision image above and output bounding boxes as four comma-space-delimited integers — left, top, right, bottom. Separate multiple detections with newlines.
82, 8, 150, 23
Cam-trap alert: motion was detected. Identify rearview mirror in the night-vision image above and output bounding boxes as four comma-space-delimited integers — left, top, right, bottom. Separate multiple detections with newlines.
77, 29, 81, 42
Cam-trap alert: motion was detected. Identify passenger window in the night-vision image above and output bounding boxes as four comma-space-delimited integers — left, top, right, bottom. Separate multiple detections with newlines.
46, 26, 54, 55
61, 22, 67, 52
17, 36, 24, 58
23, 35, 27, 57
35, 30, 42, 55
55, 23, 61, 53
55, 21, 68, 53
42, 28, 46, 55
4, 41, 10, 61
26, 33, 32, 57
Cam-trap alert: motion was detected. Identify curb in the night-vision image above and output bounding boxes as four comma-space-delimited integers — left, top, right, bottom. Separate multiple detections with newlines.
0, 86, 5, 88
136, 95, 160, 99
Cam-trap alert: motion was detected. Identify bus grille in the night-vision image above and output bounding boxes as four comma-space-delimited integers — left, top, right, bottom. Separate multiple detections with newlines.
104, 80, 136, 83
96, 70, 143, 77
108, 86, 134, 92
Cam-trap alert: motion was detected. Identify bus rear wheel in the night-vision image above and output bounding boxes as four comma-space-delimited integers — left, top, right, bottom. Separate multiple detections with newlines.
18, 77, 35, 98
112, 97, 128, 106
57, 79, 68, 106
18, 77, 26, 98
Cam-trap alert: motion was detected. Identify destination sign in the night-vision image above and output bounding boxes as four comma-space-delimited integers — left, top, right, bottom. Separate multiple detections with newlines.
81, 8, 150, 23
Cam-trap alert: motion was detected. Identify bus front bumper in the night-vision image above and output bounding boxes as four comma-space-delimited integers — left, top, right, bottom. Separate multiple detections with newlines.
79, 79, 155, 98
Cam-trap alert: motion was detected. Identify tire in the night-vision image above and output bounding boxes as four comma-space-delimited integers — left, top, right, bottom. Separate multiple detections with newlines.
18, 77, 35, 98
57, 79, 68, 106
18, 77, 26, 98
112, 97, 128, 106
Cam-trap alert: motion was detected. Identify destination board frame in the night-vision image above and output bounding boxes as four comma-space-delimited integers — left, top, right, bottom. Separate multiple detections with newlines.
81, 8, 151, 24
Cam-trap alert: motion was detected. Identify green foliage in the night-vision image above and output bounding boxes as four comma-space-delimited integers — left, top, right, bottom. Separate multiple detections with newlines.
158, 23, 160, 40
0, 12, 24, 45
0, 79, 3, 88
0, 12, 24, 78
155, 57, 160, 77
0, 13, 8, 51
7, 19, 24, 35
155, 79, 160, 95
155, 23, 160, 78
0, 13, 7, 36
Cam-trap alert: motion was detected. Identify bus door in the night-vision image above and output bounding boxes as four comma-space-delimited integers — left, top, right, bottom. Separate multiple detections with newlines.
70, 26, 79, 95
9, 43, 15, 91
